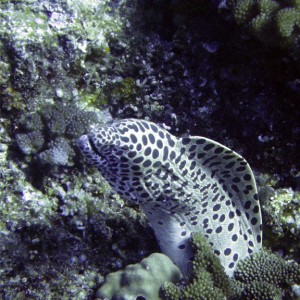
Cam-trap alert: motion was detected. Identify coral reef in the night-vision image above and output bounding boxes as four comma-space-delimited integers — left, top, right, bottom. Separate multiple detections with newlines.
227, 0, 300, 49
1, 0, 299, 185
0, 0, 120, 174
0, 0, 299, 298
97, 253, 182, 300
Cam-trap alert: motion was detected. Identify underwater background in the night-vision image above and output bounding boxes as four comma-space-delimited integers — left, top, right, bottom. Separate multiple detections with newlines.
0, 0, 299, 299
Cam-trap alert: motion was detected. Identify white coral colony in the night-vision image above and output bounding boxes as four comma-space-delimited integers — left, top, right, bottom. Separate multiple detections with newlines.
77, 119, 262, 277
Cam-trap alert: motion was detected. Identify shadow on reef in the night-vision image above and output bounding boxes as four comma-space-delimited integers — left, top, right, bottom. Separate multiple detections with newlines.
109, 0, 300, 188
0, 200, 159, 299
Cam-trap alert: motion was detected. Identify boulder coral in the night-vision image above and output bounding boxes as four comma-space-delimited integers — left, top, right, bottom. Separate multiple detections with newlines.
96, 253, 182, 300
15, 103, 102, 168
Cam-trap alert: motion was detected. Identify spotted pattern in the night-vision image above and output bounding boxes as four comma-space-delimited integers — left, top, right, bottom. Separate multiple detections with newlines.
77, 119, 262, 277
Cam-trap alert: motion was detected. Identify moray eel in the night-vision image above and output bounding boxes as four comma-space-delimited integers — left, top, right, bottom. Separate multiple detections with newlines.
77, 119, 262, 277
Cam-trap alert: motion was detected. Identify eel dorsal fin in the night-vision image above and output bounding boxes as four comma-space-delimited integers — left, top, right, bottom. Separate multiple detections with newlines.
179, 135, 262, 250
141, 135, 262, 276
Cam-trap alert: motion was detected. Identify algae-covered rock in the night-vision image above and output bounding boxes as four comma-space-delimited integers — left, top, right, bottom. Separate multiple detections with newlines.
257, 174, 300, 258
96, 253, 182, 300
0, 143, 156, 299
0, 0, 122, 115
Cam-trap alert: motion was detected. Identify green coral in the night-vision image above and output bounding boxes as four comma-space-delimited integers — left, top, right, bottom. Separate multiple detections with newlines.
161, 232, 233, 300
96, 253, 182, 300
232, 0, 257, 24
238, 280, 282, 300
276, 7, 300, 38
227, 0, 300, 48
234, 250, 300, 299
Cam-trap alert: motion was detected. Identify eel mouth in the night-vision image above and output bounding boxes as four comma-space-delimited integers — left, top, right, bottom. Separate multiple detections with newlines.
77, 134, 99, 155
77, 134, 90, 152
87, 134, 102, 157
77, 134, 104, 163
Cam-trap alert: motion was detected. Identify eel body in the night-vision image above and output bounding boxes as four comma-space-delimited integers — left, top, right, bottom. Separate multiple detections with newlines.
77, 119, 262, 276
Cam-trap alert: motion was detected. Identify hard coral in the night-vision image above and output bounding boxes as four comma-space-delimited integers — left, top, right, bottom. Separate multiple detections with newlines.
234, 250, 300, 295
161, 232, 233, 300
227, 0, 300, 49
161, 232, 300, 300
15, 131, 44, 155
239, 280, 282, 300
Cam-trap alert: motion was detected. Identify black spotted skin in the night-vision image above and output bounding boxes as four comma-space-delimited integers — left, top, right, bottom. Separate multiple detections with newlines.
77, 119, 262, 277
